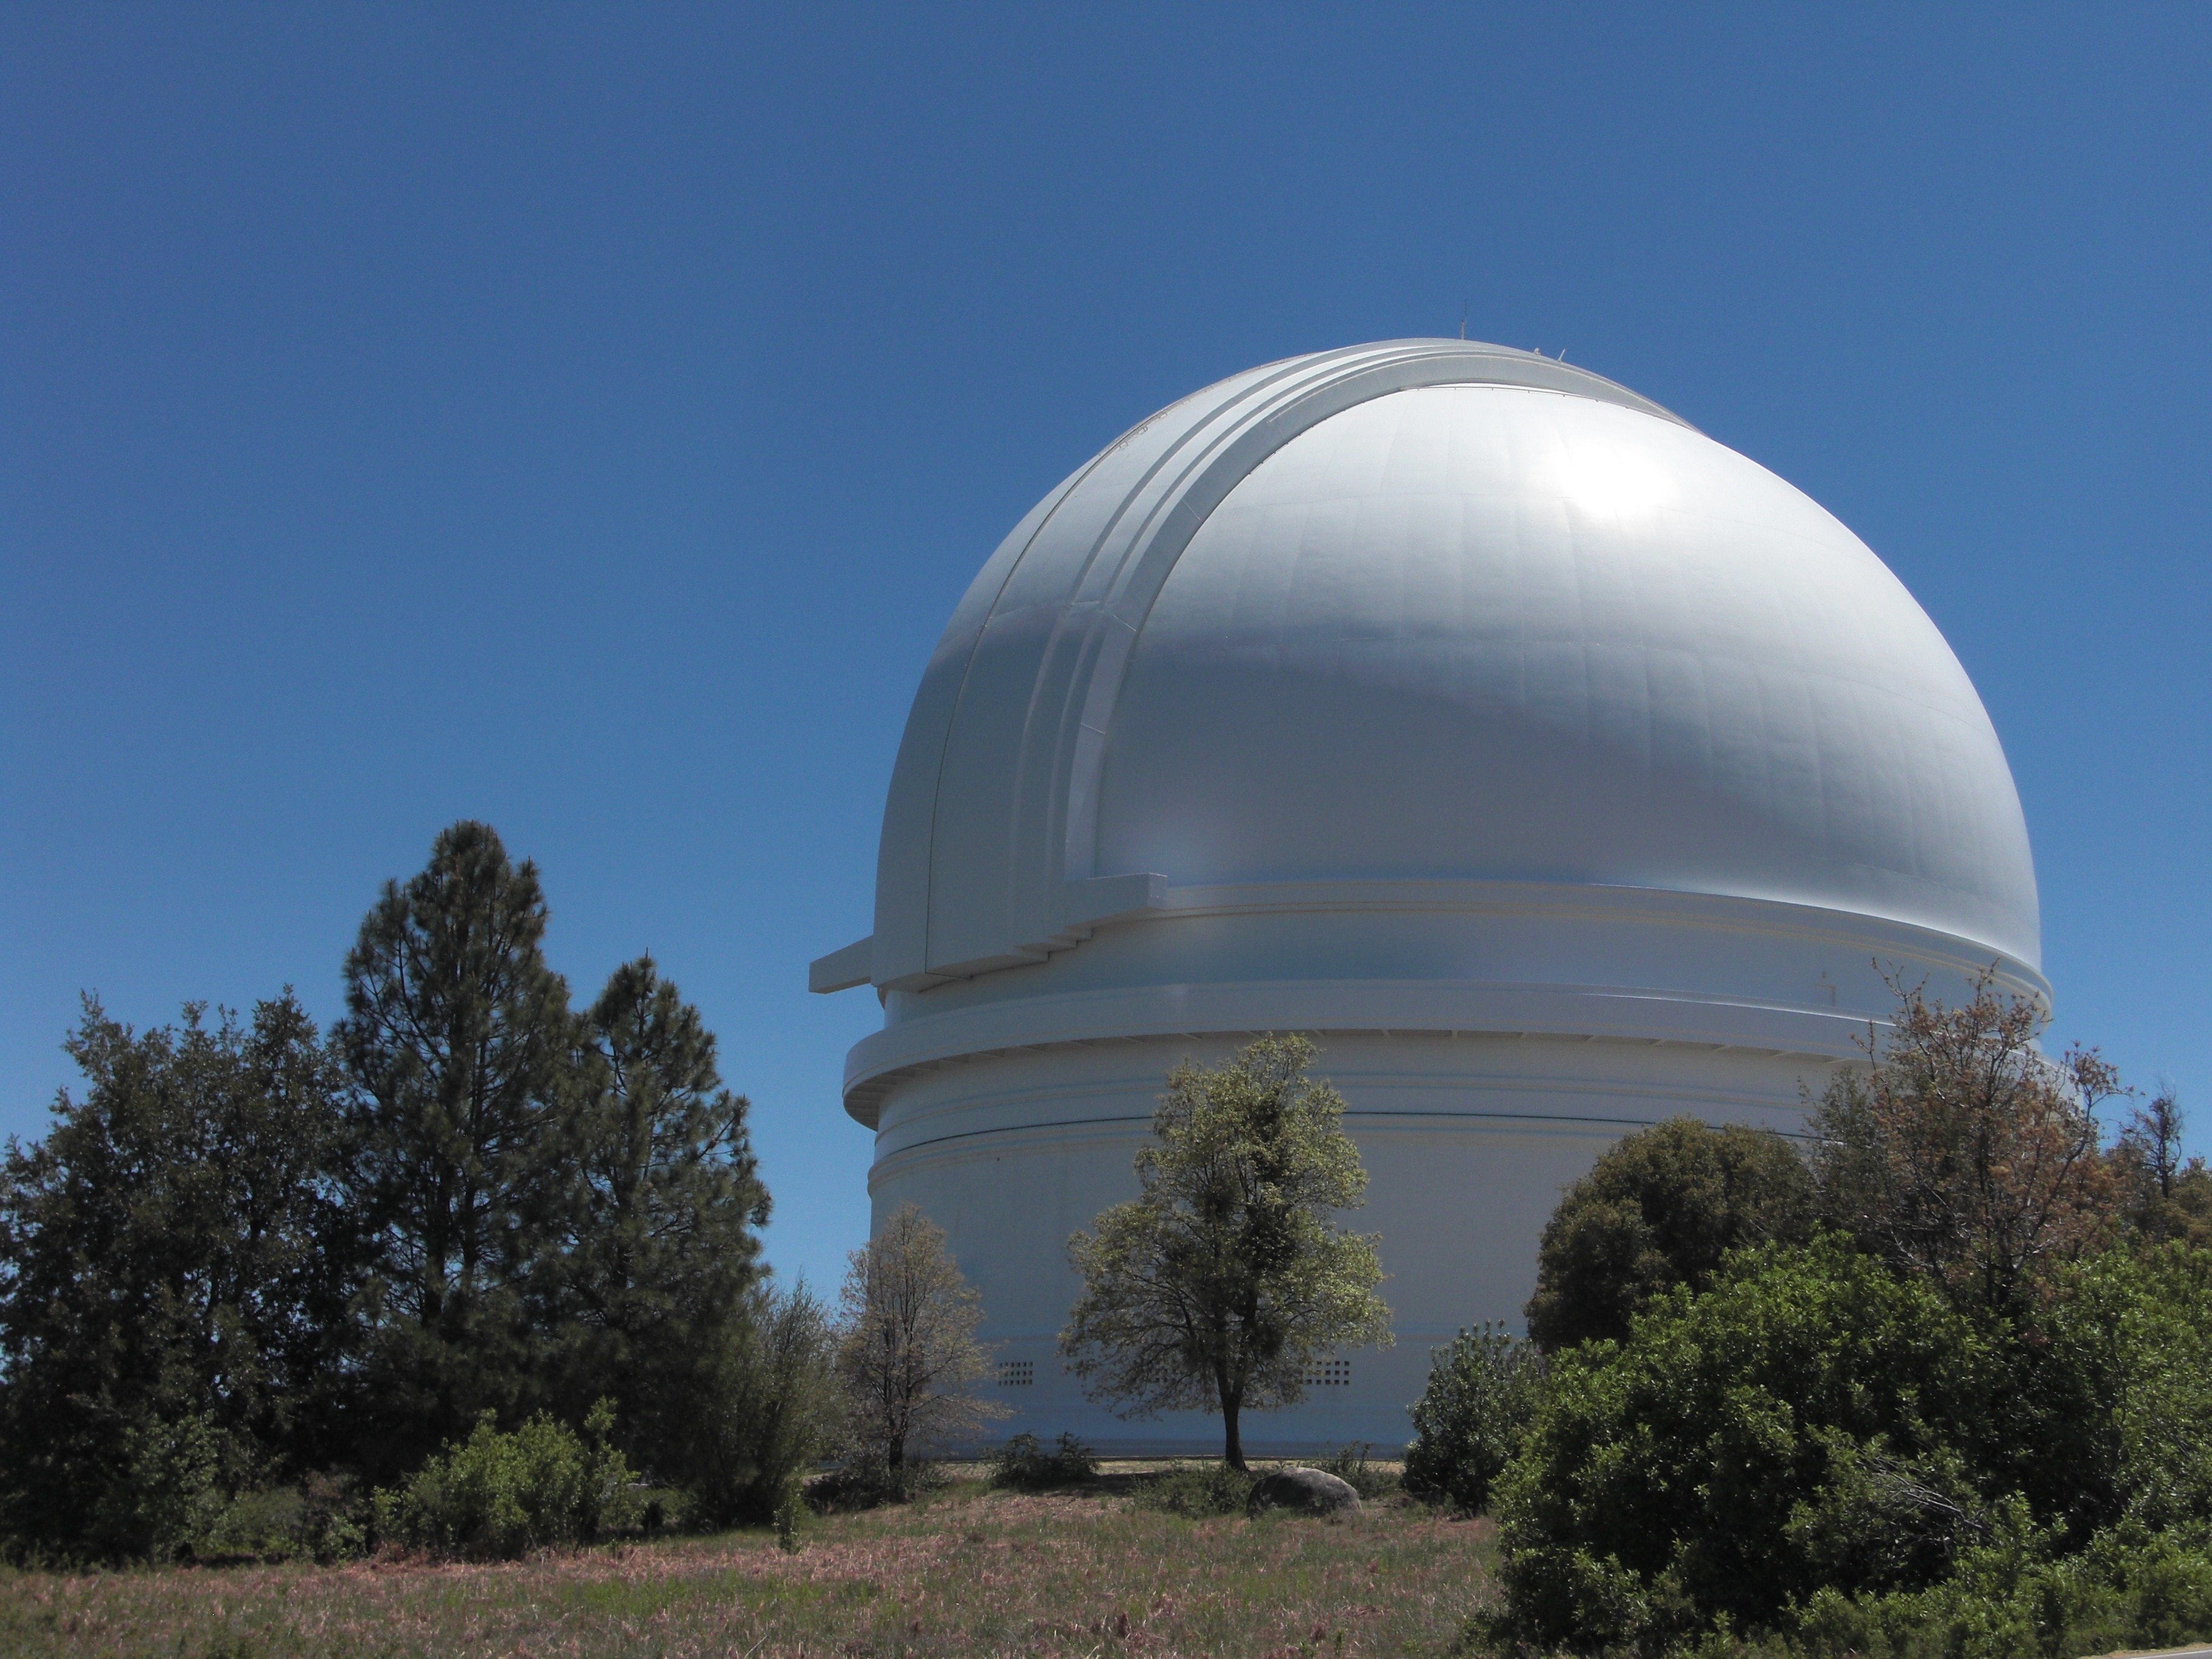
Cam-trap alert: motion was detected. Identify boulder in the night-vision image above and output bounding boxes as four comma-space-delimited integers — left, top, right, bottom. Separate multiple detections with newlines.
1246, 1467, 1362, 1519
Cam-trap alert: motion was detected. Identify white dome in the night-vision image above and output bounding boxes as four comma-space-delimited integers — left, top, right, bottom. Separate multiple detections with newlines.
812, 341, 2049, 1457
1098, 382, 2037, 963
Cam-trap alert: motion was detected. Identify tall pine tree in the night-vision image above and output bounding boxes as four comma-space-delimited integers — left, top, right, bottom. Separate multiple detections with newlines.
550, 956, 771, 1478
338, 821, 572, 1467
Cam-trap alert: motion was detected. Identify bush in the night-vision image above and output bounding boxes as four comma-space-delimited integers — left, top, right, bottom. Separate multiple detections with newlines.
988, 1432, 1099, 1490
372, 1400, 640, 1559
686, 1282, 843, 1527
1489, 1238, 1996, 1654
803, 1458, 943, 1513
1403, 1324, 1546, 1515
1525, 1118, 1816, 1350
192, 1474, 367, 1563
1136, 1462, 1255, 1517
1316, 1443, 1399, 1501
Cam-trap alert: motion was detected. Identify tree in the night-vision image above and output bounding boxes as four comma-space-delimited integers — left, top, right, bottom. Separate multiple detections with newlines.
1524, 1118, 1817, 1350
548, 956, 771, 1477
1059, 1034, 1391, 1470
2111, 1090, 2212, 1250
0, 994, 358, 1559
834, 1205, 1002, 1479
1492, 1238, 2002, 1655
1811, 969, 2118, 1315
1404, 1322, 1549, 1515
688, 1281, 844, 1526
337, 820, 574, 1461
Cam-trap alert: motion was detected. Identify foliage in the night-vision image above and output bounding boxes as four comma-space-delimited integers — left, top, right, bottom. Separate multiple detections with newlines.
686, 1280, 844, 1526
834, 1204, 1004, 1477
1486, 1233, 2212, 1656
189, 1474, 368, 1564
338, 820, 576, 1466
372, 1399, 640, 1559
1060, 1035, 1392, 1469
2110, 1089, 2212, 1251
1403, 1322, 1547, 1514
1488, 1237, 1999, 1655
544, 954, 773, 1481
0, 994, 358, 1561
1524, 1118, 1817, 1350
1134, 1461, 1257, 1518
1785, 1520, 2212, 1659
1315, 1441, 1399, 1501
989, 1432, 1100, 1490
0, 822, 794, 1558
1810, 968, 2117, 1316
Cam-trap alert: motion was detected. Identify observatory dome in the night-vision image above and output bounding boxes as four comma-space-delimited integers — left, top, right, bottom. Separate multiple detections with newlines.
812, 340, 2044, 1456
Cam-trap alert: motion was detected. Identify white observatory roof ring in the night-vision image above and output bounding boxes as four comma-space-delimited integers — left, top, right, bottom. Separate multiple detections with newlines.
811, 340, 2039, 999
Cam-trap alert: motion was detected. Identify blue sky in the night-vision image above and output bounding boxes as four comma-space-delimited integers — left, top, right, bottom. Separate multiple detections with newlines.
5, 5, 2207, 1291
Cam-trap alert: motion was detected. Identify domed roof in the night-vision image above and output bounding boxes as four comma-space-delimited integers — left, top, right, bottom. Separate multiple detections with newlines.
840, 341, 2039, 996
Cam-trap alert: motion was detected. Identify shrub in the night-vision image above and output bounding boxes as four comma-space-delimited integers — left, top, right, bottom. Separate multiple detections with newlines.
687, 1282, 844, 1527
1136, 1462, 1255, 1517
1316, 1443, 1399, 1501
803, 1458, 942, 1513
988, 1432, 1099, 1491
372, 1400, 640, 1559
1403, 1324, 1546, 1515
1524, 1118, 1816, 1350
192, 1474, 367, 1563
1489, 1238, 1997, 1654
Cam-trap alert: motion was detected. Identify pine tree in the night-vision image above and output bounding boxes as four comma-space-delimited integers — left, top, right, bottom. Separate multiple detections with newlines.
338, 821, 574, 1463
552, 956, 771, 1476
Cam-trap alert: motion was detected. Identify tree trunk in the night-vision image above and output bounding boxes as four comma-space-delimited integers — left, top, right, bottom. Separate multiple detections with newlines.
1221, 1383, 1246, 1471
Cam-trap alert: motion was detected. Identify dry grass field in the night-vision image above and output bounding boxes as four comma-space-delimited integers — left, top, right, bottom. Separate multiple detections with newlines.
0, 1473, 1496, 1659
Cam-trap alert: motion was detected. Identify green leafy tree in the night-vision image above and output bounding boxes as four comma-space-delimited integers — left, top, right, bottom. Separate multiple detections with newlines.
1403, 1322, 1548, 1515
1059, 1035, 1391, 1470
1524, 1117, 1817, 1350
338, 820, 574, 1464
834, 1205, 1003, 1481
548, 956, 771, 1477
1490, 1237, 2001, 1655
0, 994, 358, 1559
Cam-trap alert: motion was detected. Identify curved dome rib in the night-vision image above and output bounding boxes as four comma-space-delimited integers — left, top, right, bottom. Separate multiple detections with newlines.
869, 341, 1693, 990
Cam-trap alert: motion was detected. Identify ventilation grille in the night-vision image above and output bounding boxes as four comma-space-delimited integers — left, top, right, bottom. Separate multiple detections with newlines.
996, 1360, 1035, 1388
1302, 1360, 1352, 1388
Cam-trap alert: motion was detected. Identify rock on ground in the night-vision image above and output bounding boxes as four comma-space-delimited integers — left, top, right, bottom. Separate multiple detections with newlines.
1247, 1467, 1362, 1519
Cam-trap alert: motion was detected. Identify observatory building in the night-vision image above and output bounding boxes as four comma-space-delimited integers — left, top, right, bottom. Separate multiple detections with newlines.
810, 340, 2042, 1455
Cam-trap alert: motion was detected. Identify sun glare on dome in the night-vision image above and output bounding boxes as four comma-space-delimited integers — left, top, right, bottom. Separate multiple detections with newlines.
1543, 440, 1675, 517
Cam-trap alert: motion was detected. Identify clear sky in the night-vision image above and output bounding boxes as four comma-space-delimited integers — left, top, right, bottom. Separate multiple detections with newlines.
5, 6, 2208, 1293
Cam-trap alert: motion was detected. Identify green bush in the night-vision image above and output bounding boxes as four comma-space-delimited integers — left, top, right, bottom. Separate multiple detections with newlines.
1489, 1237, 1996, 1655
1403, 1324, 1546, 1514
1316, 1443, 1399, 1501
192, 1474, 366, 1563
685, 1283, 844, 1527
803, 1458, 942, 1513
1525, 1118, 1816, 1350
372, 1400, 640, 1559
1136, 1463, 1254, 1518
988, 1432, 1099, 1491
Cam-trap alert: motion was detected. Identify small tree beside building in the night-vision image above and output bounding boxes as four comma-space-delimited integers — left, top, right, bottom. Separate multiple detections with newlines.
1059, 1035, 1390, 1470
834, 1204, 1002, 1484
